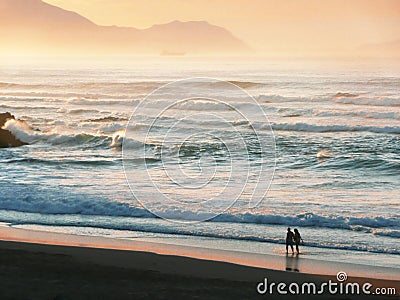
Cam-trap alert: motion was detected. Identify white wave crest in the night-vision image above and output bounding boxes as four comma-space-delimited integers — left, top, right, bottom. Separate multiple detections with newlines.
270, 122, 400, 134
2, 119, 107, 145
335, 96, 400, 107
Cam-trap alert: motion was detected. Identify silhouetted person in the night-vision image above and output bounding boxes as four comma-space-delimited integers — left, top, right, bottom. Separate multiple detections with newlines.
294, 228, 303, 253
286, 227, 294, 254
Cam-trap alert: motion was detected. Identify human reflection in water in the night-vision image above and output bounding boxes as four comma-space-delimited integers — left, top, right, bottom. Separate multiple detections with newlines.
285, 253, 300, 272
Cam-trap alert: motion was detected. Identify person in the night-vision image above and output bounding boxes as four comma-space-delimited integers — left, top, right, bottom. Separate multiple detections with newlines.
286, 227, 294, 254
293, 228, 303, 254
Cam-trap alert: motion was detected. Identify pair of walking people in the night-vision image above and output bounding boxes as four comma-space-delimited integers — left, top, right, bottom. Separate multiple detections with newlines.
286, 227, 303, 254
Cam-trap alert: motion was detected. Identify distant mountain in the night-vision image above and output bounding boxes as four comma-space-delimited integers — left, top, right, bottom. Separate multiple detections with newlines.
0, 0, 250, 55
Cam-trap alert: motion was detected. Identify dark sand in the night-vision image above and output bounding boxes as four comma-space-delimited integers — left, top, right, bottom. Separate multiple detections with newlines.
0, 226, 399, 299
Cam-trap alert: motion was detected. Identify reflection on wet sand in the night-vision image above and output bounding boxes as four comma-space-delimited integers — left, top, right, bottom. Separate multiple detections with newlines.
285, 253, 300, 272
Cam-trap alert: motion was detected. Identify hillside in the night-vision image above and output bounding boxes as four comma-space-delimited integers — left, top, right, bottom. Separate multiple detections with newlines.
0, 0, 250, 55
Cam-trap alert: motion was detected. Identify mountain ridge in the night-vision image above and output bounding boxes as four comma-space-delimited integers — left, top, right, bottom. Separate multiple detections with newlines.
0, 0, 250, 55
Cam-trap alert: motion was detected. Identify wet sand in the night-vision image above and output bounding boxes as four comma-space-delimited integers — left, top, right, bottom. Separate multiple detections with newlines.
0, 226, 399, 299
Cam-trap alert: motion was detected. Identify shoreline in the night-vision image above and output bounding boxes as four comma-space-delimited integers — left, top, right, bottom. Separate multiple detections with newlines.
0, 225, 399, 299
1, 225, 399, 281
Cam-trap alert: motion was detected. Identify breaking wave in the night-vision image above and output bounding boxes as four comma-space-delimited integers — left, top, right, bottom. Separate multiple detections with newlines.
0, 188, 398, 255
270, 123, 400, 134
2, 118, 111, 146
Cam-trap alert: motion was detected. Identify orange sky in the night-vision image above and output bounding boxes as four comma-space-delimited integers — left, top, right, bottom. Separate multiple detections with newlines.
44, 0, 400, 55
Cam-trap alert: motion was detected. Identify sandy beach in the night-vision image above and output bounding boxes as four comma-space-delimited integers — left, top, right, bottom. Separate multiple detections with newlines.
0, 226, 399, 299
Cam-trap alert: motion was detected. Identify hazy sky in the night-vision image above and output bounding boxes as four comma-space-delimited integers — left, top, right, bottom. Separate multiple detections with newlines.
44, 0, 400, 55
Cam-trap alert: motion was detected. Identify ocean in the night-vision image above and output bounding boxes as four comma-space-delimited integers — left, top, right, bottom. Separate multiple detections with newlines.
0, 58, 399, 269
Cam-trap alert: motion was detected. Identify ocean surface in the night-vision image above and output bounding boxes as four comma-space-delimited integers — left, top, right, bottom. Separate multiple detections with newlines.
0, 58, 399, 269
